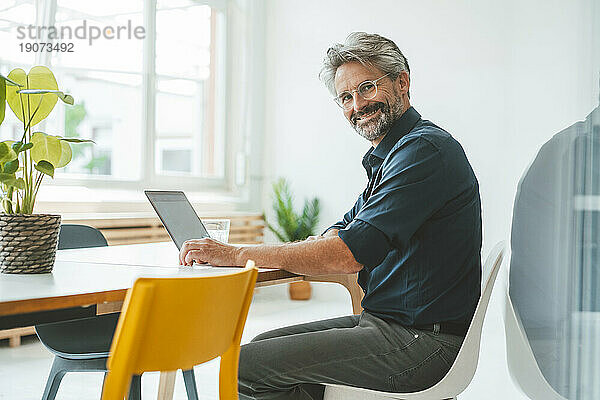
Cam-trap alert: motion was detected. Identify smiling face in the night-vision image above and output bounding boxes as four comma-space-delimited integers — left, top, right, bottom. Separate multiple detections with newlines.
334, 61, 410, 144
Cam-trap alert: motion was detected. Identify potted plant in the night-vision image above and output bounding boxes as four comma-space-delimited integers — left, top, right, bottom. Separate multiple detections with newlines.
0, 66, 92, 274
266, 178, 320, 300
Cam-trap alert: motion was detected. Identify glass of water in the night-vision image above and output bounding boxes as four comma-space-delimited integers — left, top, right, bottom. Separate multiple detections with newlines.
203, 219, 231, 243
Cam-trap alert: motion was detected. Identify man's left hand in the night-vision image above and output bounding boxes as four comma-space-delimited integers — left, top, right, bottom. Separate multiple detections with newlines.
179, 238, 241, 266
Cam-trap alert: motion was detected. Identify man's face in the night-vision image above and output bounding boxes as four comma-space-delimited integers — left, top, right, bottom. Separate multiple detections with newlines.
334, 62, 407, 142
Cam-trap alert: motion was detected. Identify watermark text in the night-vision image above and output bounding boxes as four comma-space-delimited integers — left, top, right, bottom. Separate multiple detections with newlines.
16, 20, 146, 46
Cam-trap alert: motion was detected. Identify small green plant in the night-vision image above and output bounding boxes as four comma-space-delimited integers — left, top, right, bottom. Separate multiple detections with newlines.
0, 66, 93, 214
266, 178, 321, 242
64, 102, 108, 174
64, 101, 88, 166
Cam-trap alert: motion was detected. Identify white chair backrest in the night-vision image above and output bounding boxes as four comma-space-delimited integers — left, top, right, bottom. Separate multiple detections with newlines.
505, 282, 567, 399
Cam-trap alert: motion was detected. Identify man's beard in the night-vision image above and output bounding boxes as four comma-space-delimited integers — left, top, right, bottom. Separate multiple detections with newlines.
351, 97, 404, 141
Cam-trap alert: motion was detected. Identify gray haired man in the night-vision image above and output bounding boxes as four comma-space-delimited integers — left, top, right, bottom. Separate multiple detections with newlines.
185, 32, 482, 400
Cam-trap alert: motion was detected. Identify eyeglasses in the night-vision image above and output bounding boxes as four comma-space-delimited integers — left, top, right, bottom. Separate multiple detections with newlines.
334, 73, 390, 110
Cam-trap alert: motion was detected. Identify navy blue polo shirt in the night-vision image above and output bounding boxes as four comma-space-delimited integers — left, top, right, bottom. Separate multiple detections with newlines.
328, 107, 482, 326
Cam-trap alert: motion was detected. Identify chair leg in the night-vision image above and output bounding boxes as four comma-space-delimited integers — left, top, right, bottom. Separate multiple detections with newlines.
128, 375, 142, 400
102, 372, 108, 396
42, 356, 108, 400
41, 357, 68, 400
182, 369, 199, 400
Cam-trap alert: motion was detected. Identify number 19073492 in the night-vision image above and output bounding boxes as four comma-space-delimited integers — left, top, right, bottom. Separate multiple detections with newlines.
19, 42, 74, 53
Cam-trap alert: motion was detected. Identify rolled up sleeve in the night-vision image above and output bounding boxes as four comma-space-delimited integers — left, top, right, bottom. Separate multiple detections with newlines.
338, 138, 448, 269
338, 219, 391, 267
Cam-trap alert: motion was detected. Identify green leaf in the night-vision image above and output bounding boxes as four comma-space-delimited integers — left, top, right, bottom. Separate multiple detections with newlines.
30, 132, 61, 165
0, 173, 25, 189
35, 160, 54, 178
273, 179, 300, 241
0, 73, 23, 87
0, 142, 8, 161
0, 142, 17, 164
55, 140, 72, 168
11, 141, 22, 152
20, 142, 33, 152
265, 220, 289, 243
17, 89, 74, 105
296, 198, 320, 239
57, 137, 95, 144
266, 178, 321, 242
2, 198, 13, 213
3, 159, 19, 174
0, 77, 5, 126
12, 177, 25, 189
0, 172, 15, 181
6, 66, 59, 127
299, 198, 320, 239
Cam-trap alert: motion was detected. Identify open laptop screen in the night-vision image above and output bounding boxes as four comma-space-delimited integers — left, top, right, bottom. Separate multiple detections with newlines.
144, 190, 209, 250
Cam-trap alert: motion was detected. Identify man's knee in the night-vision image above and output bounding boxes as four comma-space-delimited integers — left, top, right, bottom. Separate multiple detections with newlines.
251, 331, 271, 342
251, 326, 289, 342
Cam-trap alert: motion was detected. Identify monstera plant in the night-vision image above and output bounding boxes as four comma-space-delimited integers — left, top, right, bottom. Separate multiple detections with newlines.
0, 66, 92, 214
0, 66, 93, 274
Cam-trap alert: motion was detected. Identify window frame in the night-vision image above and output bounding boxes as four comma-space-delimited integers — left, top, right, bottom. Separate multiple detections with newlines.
30, 0, 236, 194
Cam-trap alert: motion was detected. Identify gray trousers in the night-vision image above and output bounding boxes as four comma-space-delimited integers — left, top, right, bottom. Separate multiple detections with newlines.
238, 312, 464, 400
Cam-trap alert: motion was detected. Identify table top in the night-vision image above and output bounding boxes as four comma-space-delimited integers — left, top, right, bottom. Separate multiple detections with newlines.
56, 241, 207, 267
0, 243, 297, 317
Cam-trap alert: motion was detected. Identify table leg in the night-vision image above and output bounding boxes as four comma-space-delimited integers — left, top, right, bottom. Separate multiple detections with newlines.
157, 371, 176, 400
96, 301, 123, 315
304, 273, 364, 314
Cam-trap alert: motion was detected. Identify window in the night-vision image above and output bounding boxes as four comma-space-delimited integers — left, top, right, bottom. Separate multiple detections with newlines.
0, 0, 36, 143
155, 1, 225, 178
0, 0, 231, 190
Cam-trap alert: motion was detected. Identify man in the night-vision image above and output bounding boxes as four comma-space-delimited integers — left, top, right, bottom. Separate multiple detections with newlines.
179, 32, 482, 399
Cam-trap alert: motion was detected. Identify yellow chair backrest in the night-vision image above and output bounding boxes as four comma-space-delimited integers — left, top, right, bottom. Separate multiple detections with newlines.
102, 262, 258, 400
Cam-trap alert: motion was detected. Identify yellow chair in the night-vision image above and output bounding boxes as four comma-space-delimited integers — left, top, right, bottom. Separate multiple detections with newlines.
101, 261, 258, 400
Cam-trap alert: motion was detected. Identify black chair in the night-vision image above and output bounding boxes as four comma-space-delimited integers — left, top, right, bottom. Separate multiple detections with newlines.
36, 224, 198, 400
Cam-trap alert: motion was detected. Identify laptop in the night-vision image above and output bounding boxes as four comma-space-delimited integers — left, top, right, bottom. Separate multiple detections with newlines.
144, 190, 210, 250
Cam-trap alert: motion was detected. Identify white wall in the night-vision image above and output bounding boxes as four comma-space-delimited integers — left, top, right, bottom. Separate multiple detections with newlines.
259, 0, 598, 398
260, 0, 598, 255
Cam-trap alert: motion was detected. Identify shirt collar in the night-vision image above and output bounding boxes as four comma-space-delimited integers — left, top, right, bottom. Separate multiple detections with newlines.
371, 106, 421, 160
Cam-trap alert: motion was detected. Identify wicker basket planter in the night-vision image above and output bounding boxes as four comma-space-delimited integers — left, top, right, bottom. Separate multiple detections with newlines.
0, 214, 61, 274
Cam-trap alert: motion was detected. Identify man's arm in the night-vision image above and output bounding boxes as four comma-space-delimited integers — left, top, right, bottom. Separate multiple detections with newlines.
178, 229, 362, 275
238, 234, 361, 275
306, 228, 339, 241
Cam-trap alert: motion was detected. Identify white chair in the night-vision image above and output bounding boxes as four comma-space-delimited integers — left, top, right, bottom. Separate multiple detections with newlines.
323, 241, 505, 400
504, 283, 567, 399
